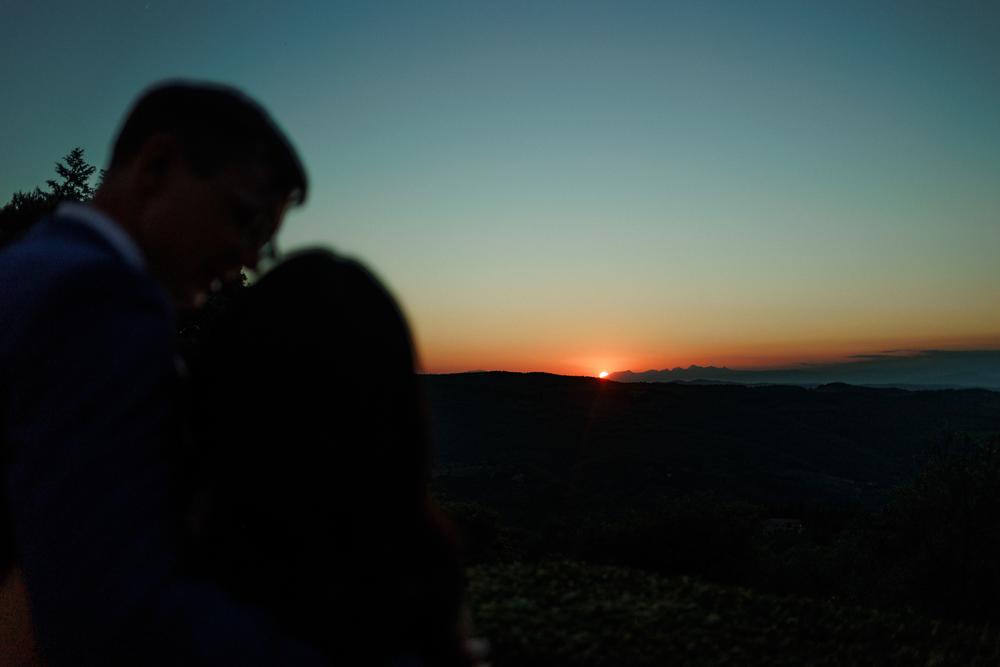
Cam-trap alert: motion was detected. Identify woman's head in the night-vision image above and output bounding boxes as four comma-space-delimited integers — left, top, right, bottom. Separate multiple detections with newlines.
194, 249, 430, 510
188, 249, 467, 662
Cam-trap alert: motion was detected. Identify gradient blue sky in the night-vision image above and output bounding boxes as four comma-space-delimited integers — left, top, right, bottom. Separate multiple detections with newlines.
2, 1, 998, 375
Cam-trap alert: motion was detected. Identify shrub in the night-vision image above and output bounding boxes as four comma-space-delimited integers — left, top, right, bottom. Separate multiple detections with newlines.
856, 434, 1000, 620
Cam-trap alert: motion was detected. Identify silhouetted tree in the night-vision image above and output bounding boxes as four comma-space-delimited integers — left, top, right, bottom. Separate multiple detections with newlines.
1, 147, 99, 247
0, 188, 53, 247
46, 147, 96, 202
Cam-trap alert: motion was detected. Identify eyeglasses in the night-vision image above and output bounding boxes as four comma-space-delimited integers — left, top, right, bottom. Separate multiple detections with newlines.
225, 183, 291, 275
231, 199, 277, 251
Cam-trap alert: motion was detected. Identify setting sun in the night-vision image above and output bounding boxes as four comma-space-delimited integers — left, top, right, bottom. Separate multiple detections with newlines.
598, 371, 609, 379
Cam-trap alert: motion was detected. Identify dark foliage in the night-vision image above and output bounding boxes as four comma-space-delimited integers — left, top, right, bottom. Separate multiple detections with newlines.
0, 188, 55, 247
1, 147, 99, 247
434, 498, 508, 565
468, 561, 1000, 667
519, 495, 760, 584
45, 147, 96, 202
846, 434, 1000, 621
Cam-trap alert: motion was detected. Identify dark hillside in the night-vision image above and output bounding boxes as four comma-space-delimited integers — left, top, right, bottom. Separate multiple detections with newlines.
424, 372, 1000, 515
428, 373, 1000, 659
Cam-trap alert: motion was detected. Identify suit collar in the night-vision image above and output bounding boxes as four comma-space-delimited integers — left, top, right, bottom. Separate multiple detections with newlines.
53, 202, 146, 272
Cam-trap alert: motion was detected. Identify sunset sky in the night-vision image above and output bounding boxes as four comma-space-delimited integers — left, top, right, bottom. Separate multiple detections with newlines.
2, 1, 998, 376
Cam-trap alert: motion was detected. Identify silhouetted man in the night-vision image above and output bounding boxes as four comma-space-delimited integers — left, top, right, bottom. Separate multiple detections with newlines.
0, 82, 327, 664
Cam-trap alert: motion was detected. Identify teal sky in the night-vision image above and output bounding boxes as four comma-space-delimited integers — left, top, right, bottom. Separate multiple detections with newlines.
2, 1, 998, 375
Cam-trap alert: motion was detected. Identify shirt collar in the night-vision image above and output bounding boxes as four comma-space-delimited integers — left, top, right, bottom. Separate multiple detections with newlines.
55, 202, 146, 272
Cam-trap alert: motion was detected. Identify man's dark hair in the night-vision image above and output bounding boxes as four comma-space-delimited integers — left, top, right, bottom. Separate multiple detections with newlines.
109, 81, 308, 205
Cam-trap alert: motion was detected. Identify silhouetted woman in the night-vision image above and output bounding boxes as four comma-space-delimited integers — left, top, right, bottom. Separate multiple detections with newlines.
183, 248, 474, 665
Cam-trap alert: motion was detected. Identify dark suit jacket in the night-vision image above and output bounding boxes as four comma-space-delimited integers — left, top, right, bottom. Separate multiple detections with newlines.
0, 211, 327, 665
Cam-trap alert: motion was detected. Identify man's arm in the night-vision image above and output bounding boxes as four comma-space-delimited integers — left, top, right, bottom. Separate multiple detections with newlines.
3, 263, 327, 665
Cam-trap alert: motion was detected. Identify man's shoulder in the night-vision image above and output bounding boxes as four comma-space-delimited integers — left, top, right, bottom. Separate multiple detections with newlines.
3, 214, 117, 265
0, 218, 168, 354
1, 217, 156, 297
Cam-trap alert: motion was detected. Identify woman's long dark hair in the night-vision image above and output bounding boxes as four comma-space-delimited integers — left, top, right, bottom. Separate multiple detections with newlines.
185, 249, 468, 663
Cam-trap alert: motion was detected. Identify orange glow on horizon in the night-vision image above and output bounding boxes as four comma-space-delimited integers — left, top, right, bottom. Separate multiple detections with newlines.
416, 333, 1000, 377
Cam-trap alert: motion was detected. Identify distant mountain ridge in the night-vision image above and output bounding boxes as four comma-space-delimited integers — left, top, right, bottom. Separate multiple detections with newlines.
423, 371, 1000, 511
610, 350, 1000, 390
